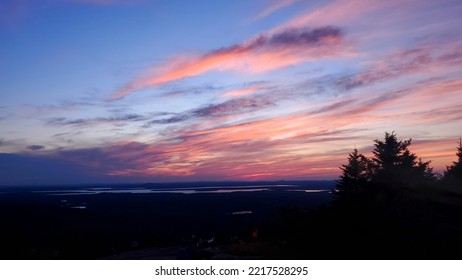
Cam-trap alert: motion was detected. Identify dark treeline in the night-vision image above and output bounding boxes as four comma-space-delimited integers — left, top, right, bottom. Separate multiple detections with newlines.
337, 132, 461, 194
258, 132, 462, 259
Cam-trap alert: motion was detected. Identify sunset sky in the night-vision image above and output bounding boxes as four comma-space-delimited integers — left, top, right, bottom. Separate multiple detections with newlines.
1, 0, 461, 185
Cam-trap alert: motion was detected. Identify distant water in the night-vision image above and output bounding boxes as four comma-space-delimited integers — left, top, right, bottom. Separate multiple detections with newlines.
28, 184, 331, 196
0, 181, 335, 213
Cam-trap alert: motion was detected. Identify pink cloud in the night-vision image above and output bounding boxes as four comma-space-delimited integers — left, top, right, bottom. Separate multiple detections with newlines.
111, 26, 348, 100
253, 0, 297, 21
220, 85, 261, 98
274, 0, 412, 31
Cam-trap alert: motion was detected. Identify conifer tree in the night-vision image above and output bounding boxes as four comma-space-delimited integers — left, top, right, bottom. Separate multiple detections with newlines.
336, 148, 370, 196
369, 132, 435, 187
443, 139, 462, 187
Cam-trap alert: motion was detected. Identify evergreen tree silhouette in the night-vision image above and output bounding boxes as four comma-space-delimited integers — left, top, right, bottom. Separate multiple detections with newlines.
328, 133, 461, 259
336, 148, 371, 197
371, 132, 435, 188
337, 132, 436, 196
415, 158, 437, 185
443, 139, 462, 187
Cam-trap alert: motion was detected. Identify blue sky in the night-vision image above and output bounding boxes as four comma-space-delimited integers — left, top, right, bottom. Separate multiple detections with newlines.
1, 0, 462, 184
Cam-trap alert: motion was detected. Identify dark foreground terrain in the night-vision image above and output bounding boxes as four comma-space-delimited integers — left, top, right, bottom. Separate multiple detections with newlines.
2, 178, 462, 260
0, 181, 333, 259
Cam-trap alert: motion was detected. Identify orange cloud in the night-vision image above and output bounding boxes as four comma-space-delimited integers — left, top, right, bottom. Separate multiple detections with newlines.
111, 26, 347, 100
220, 85, 262, 98
221, 88, 256, 98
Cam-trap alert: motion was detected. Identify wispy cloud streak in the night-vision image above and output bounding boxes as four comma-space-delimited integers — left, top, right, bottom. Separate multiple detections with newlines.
112, 26, 346, 99
70, 0, 136, 5
144, 94, 276, 126
27, 145, 45, 151
253, 0, 297, 21
336, 45, 462, 90
47, 114, 146, 127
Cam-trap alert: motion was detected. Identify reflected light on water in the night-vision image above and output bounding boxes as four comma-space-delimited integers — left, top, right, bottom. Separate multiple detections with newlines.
27, 184, 332, 196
